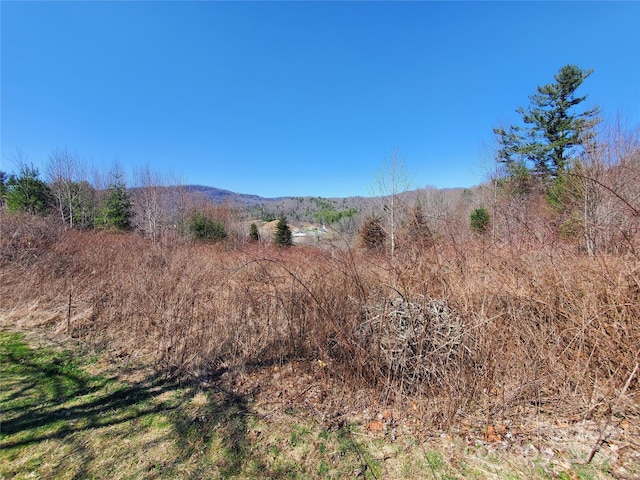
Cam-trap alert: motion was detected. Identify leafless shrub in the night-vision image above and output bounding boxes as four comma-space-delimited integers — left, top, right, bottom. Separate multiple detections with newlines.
0, 213, 63, 264
568, 120, 640, 255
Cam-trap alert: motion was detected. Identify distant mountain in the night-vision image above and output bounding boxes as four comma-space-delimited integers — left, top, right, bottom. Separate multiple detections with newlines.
183, 185, 288, 206
182, 184, 470, 208
181, 185, 378, 224
178, 183, 479, 230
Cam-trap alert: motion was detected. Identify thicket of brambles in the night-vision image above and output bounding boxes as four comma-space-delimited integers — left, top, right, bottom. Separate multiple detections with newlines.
1, 65, 638, 430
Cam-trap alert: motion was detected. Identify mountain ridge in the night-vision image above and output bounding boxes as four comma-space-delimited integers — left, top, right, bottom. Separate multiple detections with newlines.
183, 184, 373, 205
183, 184, 467, 205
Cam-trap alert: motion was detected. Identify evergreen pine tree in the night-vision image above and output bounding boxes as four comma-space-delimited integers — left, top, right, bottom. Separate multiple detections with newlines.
494, 65, 600, 180
273, 215, 292, 246
249, 222, 260, 242
470, 207, 490, 234
187, 211, 227, 242
4, 165, 51, 215
97, 175, 132, 231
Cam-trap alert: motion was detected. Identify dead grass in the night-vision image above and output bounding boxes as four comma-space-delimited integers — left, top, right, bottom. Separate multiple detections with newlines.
1, 212, 639, 477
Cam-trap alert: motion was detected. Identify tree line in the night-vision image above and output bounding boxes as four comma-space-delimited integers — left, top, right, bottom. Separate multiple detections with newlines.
356, 65, 638, 257
0, 151, 231, 244
0, 149, 300, 246
2, 64, 638, 255
1, 153, 133, 232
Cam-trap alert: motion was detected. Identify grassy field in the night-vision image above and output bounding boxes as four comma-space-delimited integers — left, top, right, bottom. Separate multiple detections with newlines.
1, 329, 631, 480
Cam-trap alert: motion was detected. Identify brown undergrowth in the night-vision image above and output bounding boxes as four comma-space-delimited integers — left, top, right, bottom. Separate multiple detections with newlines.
1, 213, 638, 442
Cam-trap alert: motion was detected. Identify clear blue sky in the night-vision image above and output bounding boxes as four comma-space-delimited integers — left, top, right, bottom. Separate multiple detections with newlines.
2, 1, 639, 198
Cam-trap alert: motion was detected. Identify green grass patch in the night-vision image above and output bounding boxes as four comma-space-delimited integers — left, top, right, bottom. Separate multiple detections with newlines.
0, 331, 621, 479
0, 331, 382, 479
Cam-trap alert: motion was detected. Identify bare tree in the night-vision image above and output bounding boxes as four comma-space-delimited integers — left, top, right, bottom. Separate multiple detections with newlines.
413, 185, 449, 236
133, 164, 165, 243
164, 175, 192, 242
567, 117, 640, 255
371, 148, 412, 260
46, 147, 88, 229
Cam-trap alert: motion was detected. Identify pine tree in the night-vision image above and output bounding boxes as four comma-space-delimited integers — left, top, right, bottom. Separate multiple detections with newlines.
273, 215, 292, 246
97, 175, 132, 231
470, 207, 490, 234
494, 65, 600, 180
249, 222, 260, 242
4, 165, 51, 215
187, 211, 227, 242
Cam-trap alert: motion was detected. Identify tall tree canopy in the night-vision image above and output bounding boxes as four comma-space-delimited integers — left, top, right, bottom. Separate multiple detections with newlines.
494, 65, 600, 180
3, 165, 51, 215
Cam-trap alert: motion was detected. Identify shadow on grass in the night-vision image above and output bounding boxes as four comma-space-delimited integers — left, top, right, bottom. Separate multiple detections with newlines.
0, 332, 251, 479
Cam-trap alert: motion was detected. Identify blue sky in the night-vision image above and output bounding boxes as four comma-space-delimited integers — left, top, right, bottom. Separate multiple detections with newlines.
2, 1, 639, 198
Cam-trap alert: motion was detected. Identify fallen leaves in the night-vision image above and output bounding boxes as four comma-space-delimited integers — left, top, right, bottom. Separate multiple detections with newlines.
483, 424, 507, 442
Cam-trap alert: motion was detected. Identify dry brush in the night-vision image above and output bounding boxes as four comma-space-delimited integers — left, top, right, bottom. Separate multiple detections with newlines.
1, 212, 638, 428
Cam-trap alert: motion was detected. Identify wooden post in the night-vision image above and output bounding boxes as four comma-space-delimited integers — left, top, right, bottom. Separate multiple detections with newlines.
67, 290, 72, 334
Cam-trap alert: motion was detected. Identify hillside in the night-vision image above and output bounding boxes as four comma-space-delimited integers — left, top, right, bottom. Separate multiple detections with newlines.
184, 183, 470, 225
183, 185, 287, 206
